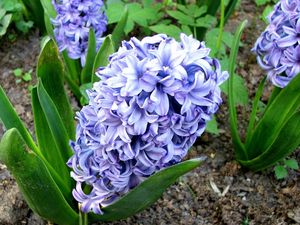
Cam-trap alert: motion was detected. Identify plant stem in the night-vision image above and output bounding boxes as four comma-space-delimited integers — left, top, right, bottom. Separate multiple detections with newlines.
216, 0, 225, 55
79, 206, 88, 225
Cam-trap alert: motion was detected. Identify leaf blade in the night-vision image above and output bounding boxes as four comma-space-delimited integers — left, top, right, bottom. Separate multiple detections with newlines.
0, 128, 78, 225
0, 85, 38, 153
37, 39, 75, 139
92, 35, 115, 82
89, 158, 205, 222
81, 29, 97, 84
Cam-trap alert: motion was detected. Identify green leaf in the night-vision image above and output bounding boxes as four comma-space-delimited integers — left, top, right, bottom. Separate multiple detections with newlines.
166, 10, 194, 25
0, 85, 38, 154
274, 165, 287, 179
195, 15, 217, 28
36, 80, 73, 165
81, 29, 97, 84
20, 0, 44, 31
0, 8, 6, 19
89, 158, 205, 222
228, 20, 248, 160
206, 116, 219, 135
132, 6, 158, 27
192, 5, 208, 18
0, 128, 78, 225
284, 159, 299, 170
245, 77, 266, 146
106, 2, 124, 24
221, 74, 248, 106
92, 35, 115, 82
40, 0, 56, 18
37, 39, 75, 139
224, 0, 239, 24
111, 7, 128, 48
255, 0, 270, 6
240, 111, 300, 171
13, 68, 22, 77
22, 71, 32, 81
181, 25, 192, 35
0, 14, 12, 36
149, 24, 182, 40
261, 5, 273, 24
246, 73, 300, 159
15, 20, 33, 33
79, 83, 93, 106
205, 28, 229, 56
62, 51, 81, 85
44, 12, 54, 38
31, 87, 72, 197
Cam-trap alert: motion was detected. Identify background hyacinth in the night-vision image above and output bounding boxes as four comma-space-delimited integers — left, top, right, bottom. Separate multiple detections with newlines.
253, 0, 300, 88
52, 0, 107, 66
68, 33, 228, 214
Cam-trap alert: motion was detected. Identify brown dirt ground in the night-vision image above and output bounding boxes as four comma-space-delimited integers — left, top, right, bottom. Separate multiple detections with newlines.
0, 1, 299, 225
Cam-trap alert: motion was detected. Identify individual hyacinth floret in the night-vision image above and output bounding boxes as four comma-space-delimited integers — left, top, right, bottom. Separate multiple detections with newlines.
51, 0, 107, 66
253, 0, 300, 88
68, 33, 228, 214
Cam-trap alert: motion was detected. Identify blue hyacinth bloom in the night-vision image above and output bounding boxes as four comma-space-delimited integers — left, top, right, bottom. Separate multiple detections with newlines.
253, 0, 300, 87
51, 0, 107, 66
68, 34, 228, 214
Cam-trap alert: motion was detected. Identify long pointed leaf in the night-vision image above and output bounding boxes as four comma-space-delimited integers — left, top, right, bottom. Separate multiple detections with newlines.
245, 77, 266, 146
40, 0, 56, 18
81, 29, 97, 84
37, 39, 75, 139
246, 73, 300, 158
62, 51, 81, 86
90, 157, 205, 222
0, 86, 38, 154
240, 111, 300, 171
228, 20, 248, 160
37, 80, 73, 165
111, 7, 128, 48
0, 128, 78, 225
92, 35, 115, 82
32, 88, 72, 196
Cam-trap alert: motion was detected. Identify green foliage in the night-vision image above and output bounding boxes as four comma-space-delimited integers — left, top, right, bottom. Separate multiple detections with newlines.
0, 129, 78, 225
221, 74, 249, 107
228, 21, 300, 172
274, 158, 299, 179
206, 116, 219, 135
89, 158, 205, 222
21, 0, 45, 32
13, 68, 33, 85
0, 0, 33, 37
106, 0, 163, 35
0, 39, 205, 224
274, 165, 288, 179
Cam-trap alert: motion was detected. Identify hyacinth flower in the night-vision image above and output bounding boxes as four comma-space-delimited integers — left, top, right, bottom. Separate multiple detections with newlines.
252, 0, 300, 88
40, 0, 128, 103
51, 0, 107, 66
0, 33, 228, 224
228, 16, 300, 172
68, 33, 229, 215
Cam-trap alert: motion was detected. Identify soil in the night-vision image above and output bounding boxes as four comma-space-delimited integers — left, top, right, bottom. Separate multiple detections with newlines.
0, 1, 300, 225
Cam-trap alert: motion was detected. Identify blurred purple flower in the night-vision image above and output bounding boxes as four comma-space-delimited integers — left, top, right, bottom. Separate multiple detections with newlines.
52, 0, 107, 66
253, 0, 300, 87
68, 34, 228, 214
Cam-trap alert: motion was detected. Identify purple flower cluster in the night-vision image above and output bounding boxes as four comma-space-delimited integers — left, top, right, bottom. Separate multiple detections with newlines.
253, 0, 300, 87
51, 0, 107, 66
68, 34, 228, 214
